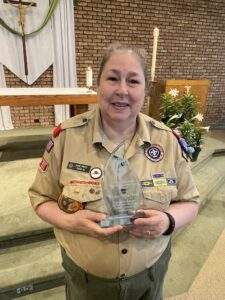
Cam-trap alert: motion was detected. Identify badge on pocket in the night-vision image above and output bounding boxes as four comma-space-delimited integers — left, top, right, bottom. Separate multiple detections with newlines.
58, 194, 85, 214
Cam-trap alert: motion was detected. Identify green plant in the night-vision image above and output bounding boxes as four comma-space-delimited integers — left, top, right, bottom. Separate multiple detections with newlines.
160, 87, 209, 161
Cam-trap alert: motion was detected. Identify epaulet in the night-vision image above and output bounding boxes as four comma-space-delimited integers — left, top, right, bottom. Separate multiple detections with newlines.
140, 113, 171, 131
148, 118, 171, 132
150, 120, 171, 131
64, 110, 94, 129
52, 111, 93, 138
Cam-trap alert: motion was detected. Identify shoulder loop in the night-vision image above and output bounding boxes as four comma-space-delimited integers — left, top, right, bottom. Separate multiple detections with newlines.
149, 118, 171, 132
140, 113, 171, 131
61, 110, 94, 131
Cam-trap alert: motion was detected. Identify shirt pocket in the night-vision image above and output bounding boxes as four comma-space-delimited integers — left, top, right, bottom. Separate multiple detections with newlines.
61, 184, 106, 213
142, 187, 177, 211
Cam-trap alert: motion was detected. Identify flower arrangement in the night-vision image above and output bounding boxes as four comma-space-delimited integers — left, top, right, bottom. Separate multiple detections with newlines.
160, 86, 210, 161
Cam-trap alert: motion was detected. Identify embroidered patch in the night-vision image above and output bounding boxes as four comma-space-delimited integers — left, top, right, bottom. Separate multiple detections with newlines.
167, 178, 177, 186
90, 167, 102, 179
58, 194, 85, 214
53, 124, 63, 138
70, 179, 101, 186
46, 138, 54, 153
39, 157, 48, 172
152, 172, 167, 187
153, 178, 167, 187
141, 180, 154, 188
67, 162, 91, 173
144, 144, 164, 162
152, 173, 165, 179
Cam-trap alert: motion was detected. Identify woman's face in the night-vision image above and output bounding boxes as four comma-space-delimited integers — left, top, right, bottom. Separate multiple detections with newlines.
97, 52, 146, 126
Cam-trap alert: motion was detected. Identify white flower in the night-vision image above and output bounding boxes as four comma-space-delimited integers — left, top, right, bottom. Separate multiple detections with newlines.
201, 126, 210, 132
194, 113, 204, 122
185, 85, 192, 94
168, 88, 179, 98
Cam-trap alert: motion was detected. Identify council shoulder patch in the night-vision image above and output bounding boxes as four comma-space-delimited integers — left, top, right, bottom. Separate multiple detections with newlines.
144, 144, 164, 162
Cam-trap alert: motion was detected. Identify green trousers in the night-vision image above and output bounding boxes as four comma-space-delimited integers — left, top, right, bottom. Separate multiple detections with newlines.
61, 240, 171, 300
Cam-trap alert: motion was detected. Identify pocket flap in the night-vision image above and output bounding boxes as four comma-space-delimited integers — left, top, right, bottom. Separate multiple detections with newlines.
63, 184, 103, 203
143, 189, 170, 204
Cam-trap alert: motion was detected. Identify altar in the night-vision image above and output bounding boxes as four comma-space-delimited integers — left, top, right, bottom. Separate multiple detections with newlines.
0, 87, 97, 107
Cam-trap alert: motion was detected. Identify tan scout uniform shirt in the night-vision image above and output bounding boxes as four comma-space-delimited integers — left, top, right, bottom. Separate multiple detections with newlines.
29, 107, 199, 279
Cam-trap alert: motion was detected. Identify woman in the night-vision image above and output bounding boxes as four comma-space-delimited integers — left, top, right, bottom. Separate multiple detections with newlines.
29, 43, 199, 300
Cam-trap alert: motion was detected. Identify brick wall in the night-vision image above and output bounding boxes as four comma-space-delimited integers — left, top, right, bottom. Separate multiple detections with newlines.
4, 65, 55, 128
4, 0, 225, 127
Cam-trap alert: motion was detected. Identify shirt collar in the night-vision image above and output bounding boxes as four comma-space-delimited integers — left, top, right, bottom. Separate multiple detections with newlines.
135, 113, 152, 147
92, 106, 104, 146
92, 107, 152, 149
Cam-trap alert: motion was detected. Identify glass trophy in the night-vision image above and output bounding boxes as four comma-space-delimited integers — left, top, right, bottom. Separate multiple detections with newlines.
100, 143, 144, 228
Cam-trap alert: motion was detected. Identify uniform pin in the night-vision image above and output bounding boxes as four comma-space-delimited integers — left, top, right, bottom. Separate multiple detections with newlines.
90, 167, 102, 179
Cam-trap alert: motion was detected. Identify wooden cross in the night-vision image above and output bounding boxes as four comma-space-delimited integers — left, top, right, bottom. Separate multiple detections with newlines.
3, 0, 37, 76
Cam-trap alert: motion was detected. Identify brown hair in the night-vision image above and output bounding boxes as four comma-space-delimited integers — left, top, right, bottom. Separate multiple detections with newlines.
97, 42, 149, 89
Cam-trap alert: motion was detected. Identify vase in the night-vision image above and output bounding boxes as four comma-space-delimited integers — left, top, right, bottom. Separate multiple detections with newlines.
191, 146, 201, 162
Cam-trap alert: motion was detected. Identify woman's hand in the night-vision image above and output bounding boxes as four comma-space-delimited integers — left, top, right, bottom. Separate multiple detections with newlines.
128, 209, 170, 239
35, 201, 122, 239
128, 201, 199, 239
66, 209, 123, 238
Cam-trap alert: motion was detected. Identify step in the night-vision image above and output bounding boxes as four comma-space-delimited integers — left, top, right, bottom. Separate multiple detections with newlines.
190, 129, 225, 173
19, 286, 66, 300
166, 230, 225, 300
0, 239, 65, 299
164, 180, 225, 298
187, 229, 225, 299
0, 157, 52, 244
0, 126, 50, 162
0, 127, 51, 148
192, 155, 225, 207
210, 177, 225, 202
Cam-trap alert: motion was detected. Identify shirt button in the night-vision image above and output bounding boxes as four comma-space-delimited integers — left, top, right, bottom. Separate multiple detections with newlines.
121, 248, 128, 254
121, 188, 126, 194
89, 188, 95, 194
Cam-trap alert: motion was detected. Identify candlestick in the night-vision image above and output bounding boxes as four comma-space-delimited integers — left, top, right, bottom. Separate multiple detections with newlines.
86, 66, 93, 88
151, 27, 159, 82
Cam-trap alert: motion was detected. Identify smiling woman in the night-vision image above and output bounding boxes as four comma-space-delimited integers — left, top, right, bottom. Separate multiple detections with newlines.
29, 43, 200, 300
97, 45, 147, 145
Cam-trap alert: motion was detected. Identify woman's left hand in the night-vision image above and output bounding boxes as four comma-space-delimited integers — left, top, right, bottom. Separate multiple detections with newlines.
128, 209, 170, 239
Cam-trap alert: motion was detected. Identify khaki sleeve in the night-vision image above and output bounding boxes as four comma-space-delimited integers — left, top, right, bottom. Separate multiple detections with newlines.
28, 132, 65, 210
173, 139, 200, 204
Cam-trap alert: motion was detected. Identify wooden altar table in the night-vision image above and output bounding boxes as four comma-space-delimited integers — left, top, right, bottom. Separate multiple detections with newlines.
0, 88, 97, 107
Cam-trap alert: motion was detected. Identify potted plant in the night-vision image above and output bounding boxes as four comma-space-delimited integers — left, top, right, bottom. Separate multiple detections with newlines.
160, 86, 209, 161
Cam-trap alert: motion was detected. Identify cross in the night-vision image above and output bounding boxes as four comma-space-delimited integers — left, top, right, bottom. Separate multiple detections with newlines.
3, 0, 37, 76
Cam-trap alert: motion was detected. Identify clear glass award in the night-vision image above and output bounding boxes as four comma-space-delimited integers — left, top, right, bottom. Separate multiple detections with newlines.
100, 143, 144, 228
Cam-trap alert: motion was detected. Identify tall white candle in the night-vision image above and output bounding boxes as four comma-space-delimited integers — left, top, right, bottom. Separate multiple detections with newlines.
151, 27, 159, 82
86, 66, 93, 88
